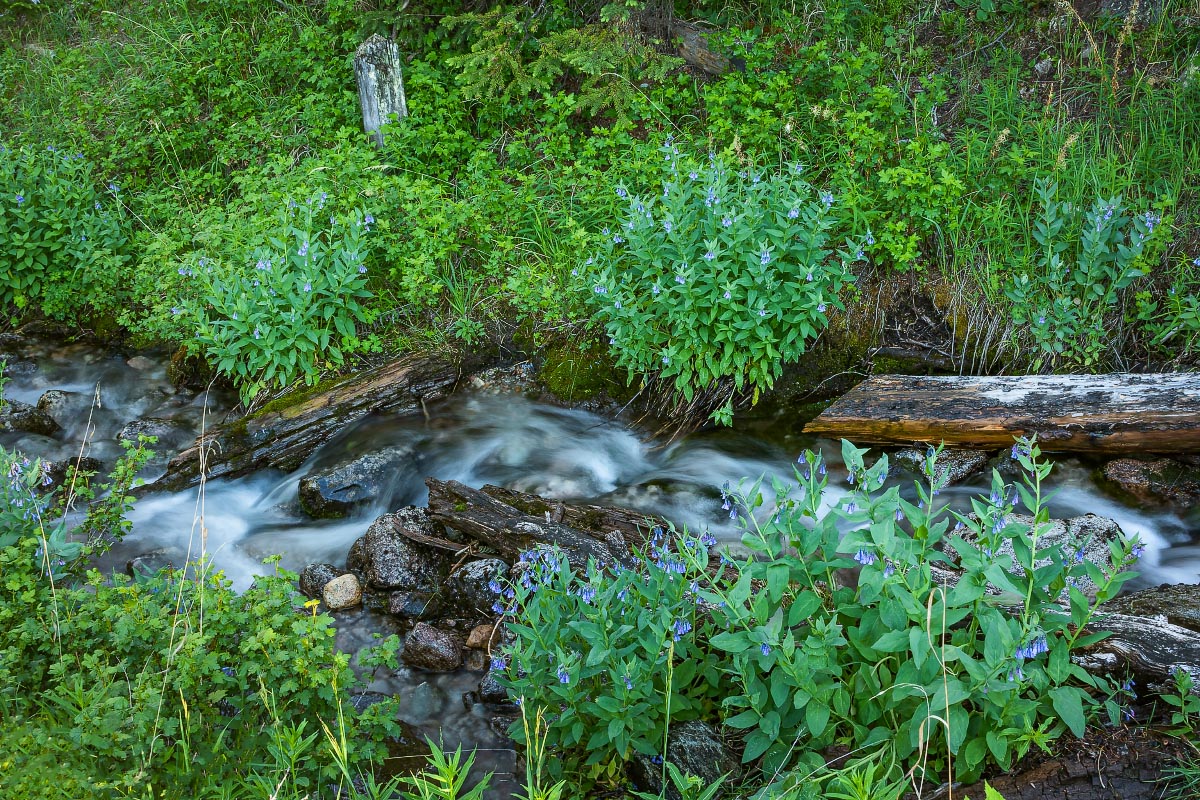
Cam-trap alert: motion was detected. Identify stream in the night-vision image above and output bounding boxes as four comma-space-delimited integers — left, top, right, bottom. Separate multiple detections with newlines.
3, 339, 1198, 794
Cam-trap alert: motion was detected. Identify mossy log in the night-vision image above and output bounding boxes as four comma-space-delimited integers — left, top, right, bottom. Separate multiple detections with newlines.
804, 373, 1200, 453
151, 355, 458, 492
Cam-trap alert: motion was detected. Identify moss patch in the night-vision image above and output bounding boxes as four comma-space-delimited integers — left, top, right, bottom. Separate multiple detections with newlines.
539, 339, 634, 404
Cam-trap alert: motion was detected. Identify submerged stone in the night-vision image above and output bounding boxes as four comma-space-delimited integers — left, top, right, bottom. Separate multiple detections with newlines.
401, 622, 462, 672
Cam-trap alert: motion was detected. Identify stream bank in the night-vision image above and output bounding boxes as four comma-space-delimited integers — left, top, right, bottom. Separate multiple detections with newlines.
3, 330, 1199, 797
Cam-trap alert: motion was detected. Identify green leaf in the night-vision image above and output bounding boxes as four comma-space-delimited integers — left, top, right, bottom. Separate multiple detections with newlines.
1049, 686, 1087, 737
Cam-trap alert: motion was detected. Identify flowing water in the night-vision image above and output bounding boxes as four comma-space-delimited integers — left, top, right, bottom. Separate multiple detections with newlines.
3, 341, 1198, 794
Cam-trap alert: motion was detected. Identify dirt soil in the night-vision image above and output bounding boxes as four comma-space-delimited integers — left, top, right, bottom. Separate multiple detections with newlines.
949, 725, 1195, 800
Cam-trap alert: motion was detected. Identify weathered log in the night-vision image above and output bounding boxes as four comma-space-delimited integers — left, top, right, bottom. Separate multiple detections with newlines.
1074, 612, 1200, 693
478, 484, 667, 544
354, 34, 408, 147
150, 355, 458, 492
804, 373, 1200, 453
426, 479, 635, 569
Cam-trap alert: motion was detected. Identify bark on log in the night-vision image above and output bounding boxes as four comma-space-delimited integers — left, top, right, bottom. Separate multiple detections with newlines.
151, 355, 458, 492
426, 479, 635, 569
803, 373, 1200, 454
355, 34, 408, 148
478, 484, 668, 545
1074, 612, 1200, 692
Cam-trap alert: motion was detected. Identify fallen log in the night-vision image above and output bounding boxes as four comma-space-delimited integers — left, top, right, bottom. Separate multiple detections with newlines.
803, 373, 1200, 454
150, 355, 458, 492
426, 479, 636, 569
478, 484, 668, 545
1074, 612, 1200, 693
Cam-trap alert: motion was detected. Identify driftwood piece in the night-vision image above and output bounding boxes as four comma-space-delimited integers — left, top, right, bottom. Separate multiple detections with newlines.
354, 34, 408, 147
1075, 612, 1200, 693
426, 479, 635, 569
478, 485, 668, 544
151, 355, 458, 492
804, 373, 1200, 453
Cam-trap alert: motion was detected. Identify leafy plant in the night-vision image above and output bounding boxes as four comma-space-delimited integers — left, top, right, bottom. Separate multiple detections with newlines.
580, 142, 859, 416
494, 536, 727, 785
704, 437, 1140, 781
1005, 179, 1162, 370
180, 194, 374, 405
1162, 666, 1200, 733
400, 741, 492, 800
0, 143, 130, 321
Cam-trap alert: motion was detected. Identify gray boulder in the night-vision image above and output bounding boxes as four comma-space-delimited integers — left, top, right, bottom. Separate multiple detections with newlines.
894, 447, 990, 486
297, 444, 419, 519
1, 399, 59, 436
401, 623, 463, 672
347, 509, 450, 591
960, 513, 1127, 597
627, 721, 739, 800
117, 417, 193, 451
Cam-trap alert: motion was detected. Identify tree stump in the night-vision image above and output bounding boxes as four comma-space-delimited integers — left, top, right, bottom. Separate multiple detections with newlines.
354, 34, 408, 148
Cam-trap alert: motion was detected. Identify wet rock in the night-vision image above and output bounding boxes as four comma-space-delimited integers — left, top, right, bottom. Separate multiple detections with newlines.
893, 447, 990, 486
1102, 457, 1200, 509
298, 562, 342, 599
627, 721, 739, 800
322, 573, 362, 610
127, 551, 174, 580
1102, 584, 1200, 633
117, 417, 193, 451
446, 558, 509, 617
297, 444, 418, 519
401, 623, 463, 672
478, 670, 510, 705
42, 455, 105, 489
126, 356, 157, 371
348, 509, 450, 592
466, 623, 499, 650
463, 650, 487, 672
1, 399, 60, 436
387, 591, 440, 619
961, 513, 1127, 597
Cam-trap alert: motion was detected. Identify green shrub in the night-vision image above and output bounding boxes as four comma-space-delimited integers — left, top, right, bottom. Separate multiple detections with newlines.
1005, 179, 1163, 370
0, 143, 130, 321
493, 438, 1142, 790
179, 193, 374, 405
0, 440, 402, 798
709, 438, 1139, 784
495, 536, 727, 787
579, 142, 859, 419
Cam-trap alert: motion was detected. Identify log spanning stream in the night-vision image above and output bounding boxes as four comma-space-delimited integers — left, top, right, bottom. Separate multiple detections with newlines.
2, 340, 1198, 794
